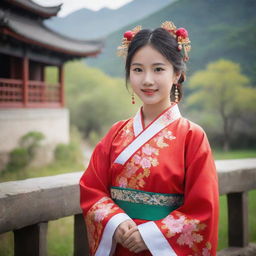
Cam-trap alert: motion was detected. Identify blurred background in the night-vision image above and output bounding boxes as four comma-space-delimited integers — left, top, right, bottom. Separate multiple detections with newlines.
0, 0, 255, 255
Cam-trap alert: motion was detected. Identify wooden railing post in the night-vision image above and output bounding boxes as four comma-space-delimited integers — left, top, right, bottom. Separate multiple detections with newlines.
59, 64, 64, 107
22, 56, 29, 107
74, 214, 89, 256
227, 192, 248, 247
14, 222, 48, 256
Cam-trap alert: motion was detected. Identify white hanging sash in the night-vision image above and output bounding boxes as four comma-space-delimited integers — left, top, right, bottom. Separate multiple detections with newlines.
114, 104, 181, 165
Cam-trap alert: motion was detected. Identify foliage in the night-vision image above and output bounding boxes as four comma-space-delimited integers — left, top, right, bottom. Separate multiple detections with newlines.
0, 127, 84, 183
45, 66, 58, 84
186, 59, 256, 150
54, 126, 83, 164
86, 0, 256, 84
19, 131, 45, 159
4, 131, 45, 172
55, 143, 77, 163
88, 130, 102, 147
63, 61, 138, 139
5, 148, 30, 171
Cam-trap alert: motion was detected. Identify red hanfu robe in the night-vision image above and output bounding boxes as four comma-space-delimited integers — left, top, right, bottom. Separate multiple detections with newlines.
80, 104, 219, 256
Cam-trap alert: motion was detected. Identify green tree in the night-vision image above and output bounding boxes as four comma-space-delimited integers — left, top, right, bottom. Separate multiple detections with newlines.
59, 61, 138, 140
187, 59, 256, 151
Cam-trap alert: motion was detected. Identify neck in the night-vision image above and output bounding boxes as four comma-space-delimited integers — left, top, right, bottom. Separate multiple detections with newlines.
142, 101, 174, 124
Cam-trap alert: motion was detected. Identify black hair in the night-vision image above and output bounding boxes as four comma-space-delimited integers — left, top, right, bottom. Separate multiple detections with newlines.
125, 27, 186, 102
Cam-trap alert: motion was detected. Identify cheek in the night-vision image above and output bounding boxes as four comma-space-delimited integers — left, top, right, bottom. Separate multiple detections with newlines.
129, 74, 141, 88
156, 75, 173, 88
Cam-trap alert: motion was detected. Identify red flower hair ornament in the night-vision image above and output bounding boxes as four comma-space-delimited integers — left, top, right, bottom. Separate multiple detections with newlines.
117, 21, 191, 62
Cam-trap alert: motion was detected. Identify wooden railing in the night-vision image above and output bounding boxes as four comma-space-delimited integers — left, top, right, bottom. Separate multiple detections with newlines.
0, 158, 256, 256
0, 78, 61, 108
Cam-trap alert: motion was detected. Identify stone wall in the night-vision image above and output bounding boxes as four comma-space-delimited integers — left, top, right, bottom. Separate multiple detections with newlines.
0, 108, 69, 170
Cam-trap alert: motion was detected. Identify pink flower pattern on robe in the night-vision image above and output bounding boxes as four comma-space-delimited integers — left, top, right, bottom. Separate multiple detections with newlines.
161, 213, 212, 255
85, 197, 121, 255
116, 128, 175, 189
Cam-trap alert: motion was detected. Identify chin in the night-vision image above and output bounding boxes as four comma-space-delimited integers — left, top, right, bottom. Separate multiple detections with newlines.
142, 99, 160, 105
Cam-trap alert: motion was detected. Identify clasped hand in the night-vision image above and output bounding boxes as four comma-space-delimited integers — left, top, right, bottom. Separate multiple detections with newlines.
113, 220, 147, 253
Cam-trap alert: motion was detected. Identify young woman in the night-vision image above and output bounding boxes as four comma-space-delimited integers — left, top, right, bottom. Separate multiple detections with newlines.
80, 21, 219, 256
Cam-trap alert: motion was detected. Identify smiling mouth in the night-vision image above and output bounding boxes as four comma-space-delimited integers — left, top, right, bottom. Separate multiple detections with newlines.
141, 89, 158, 95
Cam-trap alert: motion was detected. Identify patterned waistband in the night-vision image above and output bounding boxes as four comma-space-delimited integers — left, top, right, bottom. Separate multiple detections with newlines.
110, 186, 184, 220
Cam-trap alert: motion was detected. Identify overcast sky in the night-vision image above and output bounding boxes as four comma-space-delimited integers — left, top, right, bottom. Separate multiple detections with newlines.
33, 0, 134, 17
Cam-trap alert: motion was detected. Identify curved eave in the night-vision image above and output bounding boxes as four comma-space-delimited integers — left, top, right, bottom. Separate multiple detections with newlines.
1, 27, 103, 58
4, 0, 61, 18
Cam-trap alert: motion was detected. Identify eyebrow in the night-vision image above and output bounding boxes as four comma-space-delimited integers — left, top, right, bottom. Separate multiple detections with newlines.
131, 63, 166, 66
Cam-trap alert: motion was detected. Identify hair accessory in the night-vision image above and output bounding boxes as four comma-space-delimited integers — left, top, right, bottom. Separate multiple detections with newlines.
161, 21, 191, 62
117, 21, 191, 61
117, 25, 142, 57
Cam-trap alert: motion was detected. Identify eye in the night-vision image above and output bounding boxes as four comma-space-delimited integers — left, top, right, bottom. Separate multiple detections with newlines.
154, 67, 164, 72
132, 67, 143, 72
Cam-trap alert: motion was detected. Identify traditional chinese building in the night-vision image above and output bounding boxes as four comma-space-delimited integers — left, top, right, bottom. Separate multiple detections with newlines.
0, 0, 104, 169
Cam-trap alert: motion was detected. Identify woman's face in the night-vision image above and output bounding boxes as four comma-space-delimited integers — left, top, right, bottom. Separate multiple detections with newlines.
129, 44, 179, 108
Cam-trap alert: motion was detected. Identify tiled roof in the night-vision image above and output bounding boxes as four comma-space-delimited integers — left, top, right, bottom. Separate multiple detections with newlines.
0, 10, 104, 57
4, 0, 61, 18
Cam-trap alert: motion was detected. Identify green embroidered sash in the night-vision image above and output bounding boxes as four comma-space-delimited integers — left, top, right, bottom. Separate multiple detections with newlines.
110, 186, 184, 221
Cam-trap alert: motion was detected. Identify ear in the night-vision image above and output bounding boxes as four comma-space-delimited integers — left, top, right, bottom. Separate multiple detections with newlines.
173, 72, 181, 84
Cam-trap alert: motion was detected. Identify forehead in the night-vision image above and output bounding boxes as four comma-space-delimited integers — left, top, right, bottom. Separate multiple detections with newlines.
131, 45, 170, 65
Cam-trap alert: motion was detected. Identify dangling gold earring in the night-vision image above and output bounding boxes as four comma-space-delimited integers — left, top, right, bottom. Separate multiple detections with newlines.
175, 84, 179, 103
132, 91, 135, 104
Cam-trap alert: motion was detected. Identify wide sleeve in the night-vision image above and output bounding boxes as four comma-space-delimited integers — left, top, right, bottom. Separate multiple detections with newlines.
137, 125, 219, 256
80, 123, 132, 256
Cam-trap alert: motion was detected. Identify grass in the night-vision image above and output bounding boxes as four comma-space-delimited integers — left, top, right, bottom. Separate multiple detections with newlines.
0, 160, 85, 183
0, 216, 74, 256
213, 149, 256, 160
0, 149, 255, 255
47, 216, 74, 256
0, 160, 83, 256
218, 195, 228, 250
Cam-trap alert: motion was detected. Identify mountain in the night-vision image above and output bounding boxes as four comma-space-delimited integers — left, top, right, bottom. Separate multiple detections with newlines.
45, 0, 174, 39
85, 0, 256, 84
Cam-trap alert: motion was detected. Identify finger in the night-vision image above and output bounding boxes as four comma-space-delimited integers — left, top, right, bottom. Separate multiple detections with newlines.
114, 232, 122, 244
122, 236, 134, 248
129, 243, 141, 253
123, 238, 137, 249
134, 247, 144, 253
122, 230, 139, 246
125, 233, 145, 250
119, 221, 133, 234
127, 220, 136, 228
122, 226, 138, 241
123, 232, 142, 249
133, 241, 147, 253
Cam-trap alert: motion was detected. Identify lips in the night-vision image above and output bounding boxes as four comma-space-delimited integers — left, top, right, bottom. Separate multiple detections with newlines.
141, 89, 158, 96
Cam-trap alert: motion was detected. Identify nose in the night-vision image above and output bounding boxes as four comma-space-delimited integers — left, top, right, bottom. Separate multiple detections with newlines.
143, 71, 154, 87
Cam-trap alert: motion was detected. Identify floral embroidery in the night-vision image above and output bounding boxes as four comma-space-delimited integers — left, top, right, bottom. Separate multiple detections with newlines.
85, 197, 119, 255
161, 213, 212, 255
159, 105, 181, 126
119, 119, 134, 147
111, 187, 184, 207
202, 242, 212, 256
115, 128, 176, 189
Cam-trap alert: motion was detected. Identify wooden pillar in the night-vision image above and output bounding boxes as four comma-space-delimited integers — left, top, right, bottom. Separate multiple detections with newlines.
41, 65, 46, 103
227, 192, 248, 247
59, 64, 64, 107
74, 214, 89, 256
14, 222, 48, 256
10, 56, 15, 78
41, 64, 45, 82
22, 56, 29, 106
